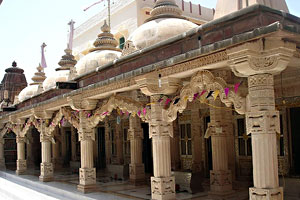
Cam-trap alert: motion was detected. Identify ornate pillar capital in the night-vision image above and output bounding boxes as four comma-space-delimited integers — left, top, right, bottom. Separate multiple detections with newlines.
67, 97, 98, 111
227, 39, 295, 77
78, 111, 95, 142
33, 109, 53, 120
135, 71, 180, 96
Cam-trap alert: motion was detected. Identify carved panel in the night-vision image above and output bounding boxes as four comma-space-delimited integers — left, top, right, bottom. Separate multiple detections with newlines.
79, 168, 96, 185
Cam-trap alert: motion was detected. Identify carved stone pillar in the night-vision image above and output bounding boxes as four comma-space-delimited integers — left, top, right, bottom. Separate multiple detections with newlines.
105, 119, 111, 164
150, 95, 175, 200
77, 111, 96, 193
208, 99, 232, 195
39, 135, 53, 182
191, 107, 203, 173
128, 115, 145, 185
247, 74, 283, 199
170, 119, 180, 171
16, 136, 27, 175
52, 128, 60, 169
227, 39, 295, 199
115, 122, 124, 164
0, 138, 5, 169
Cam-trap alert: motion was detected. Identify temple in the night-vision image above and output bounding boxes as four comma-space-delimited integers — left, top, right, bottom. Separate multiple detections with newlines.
0, 0, 300, 199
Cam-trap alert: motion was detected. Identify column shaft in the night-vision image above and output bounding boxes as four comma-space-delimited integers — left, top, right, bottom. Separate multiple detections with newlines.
0, 138, 5, 169
16, 136, 26, 175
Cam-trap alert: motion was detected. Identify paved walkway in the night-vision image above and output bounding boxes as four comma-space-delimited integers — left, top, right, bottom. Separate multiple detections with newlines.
0, 170, 249, 200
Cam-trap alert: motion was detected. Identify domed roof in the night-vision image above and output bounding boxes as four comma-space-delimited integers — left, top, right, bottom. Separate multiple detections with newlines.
127, 0, 197, 50
18, 64, 46, 102
43, 48, 77, 91
75, 21, 121, 76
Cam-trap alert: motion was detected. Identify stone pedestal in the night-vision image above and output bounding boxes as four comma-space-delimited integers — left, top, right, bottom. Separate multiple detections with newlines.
128, 116, 145, 185
39, 140, 53, 182
16, 136, 26, 175
151, 176, 175, 200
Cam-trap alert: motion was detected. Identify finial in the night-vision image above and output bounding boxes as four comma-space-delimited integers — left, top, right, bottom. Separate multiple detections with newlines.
67, 19, 75, 50
89, 20, 121, 52
57, 48, 77, 71
30, 63, 46, 85
145, 0, 184, 22
12, 61, 17, 67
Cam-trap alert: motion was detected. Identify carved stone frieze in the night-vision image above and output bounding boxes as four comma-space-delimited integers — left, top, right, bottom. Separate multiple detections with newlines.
79, 168, 96, 185
151, 176, 175, 200
246, 110, 280, 136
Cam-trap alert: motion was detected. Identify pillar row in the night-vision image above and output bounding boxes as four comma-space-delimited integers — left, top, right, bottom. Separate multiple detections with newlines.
16, 136, 27, 175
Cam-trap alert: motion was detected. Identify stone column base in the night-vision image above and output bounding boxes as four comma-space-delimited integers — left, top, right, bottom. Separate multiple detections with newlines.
209, 170, 233, 195
129, 164, 145, 185
249, 187, 283, 200
0, 159, 6, 169
16, 159, 26, 175
39, 162, 53, 182
77, 168, 96, 193
151, 176, 176, 200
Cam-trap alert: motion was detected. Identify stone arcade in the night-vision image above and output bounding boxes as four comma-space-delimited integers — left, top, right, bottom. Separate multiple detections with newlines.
0, 0, 300, 200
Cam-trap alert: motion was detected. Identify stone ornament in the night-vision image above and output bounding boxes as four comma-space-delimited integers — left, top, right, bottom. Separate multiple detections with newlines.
40, 162, 53, 177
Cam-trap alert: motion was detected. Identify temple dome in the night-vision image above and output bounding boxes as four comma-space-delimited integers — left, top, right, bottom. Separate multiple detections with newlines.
43, 49, 77, 91
18, 64, 46, 102
128, 0, 197, 50
75, 21, 121, 76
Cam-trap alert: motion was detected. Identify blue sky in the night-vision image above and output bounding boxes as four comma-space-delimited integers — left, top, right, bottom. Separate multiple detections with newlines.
0, 0, 299, 83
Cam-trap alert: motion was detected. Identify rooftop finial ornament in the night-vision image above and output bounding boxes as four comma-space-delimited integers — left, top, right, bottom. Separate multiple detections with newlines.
41, 43, 47, 69
12, 61, 17, 67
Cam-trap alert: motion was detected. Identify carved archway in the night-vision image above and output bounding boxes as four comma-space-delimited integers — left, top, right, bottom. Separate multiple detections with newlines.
164, 70, 247, 122
88, 95, 150, 128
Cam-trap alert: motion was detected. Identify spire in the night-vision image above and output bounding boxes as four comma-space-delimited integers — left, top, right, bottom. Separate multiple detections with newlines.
89, 20, 121, 52
30, 64, 46, 86
214, 0, 289, 19
145, 0, 185, 22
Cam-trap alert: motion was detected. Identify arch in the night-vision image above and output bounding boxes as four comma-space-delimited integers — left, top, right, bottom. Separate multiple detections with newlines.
164, 70, 247, 122
88, 95, 150, 128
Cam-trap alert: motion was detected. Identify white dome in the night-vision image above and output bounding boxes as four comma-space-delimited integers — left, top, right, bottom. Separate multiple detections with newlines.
129, 18, 197, 50
75, 50, 121, 76
43, 70, 70, 91
18, 85, 40, 102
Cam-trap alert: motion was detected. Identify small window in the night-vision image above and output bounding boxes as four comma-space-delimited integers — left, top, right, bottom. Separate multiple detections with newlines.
180, 124, 192, 156
119, 37, 125, 50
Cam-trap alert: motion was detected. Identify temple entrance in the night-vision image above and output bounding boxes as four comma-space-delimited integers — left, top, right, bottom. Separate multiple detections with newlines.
204, 116, 212, 177
97, 127, 106, 169
3, 131, 17, 170
290, 107, 300, 175
31, 128, 41, 170
142, 123, 153, 174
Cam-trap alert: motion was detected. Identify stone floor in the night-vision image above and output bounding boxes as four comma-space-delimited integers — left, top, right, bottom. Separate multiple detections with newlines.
0, 169, 298, 200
